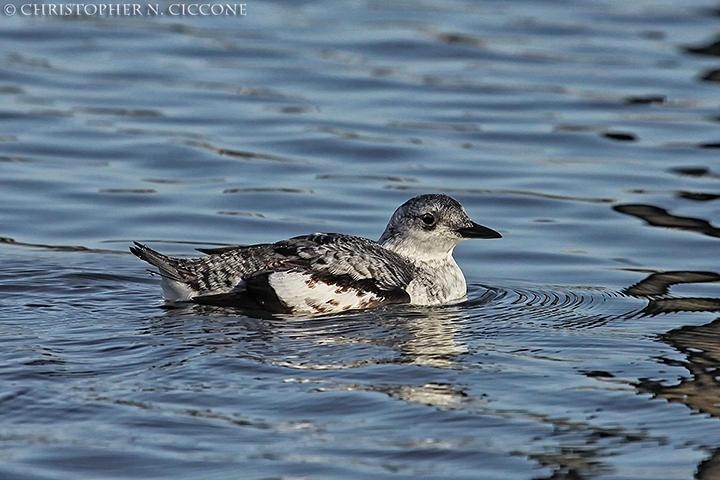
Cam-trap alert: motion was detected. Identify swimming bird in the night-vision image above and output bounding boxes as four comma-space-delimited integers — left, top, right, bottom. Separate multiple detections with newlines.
130, 194, 501, 314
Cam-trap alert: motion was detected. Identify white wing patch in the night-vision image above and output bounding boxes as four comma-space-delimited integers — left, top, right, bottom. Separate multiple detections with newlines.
268, 271, 382, 314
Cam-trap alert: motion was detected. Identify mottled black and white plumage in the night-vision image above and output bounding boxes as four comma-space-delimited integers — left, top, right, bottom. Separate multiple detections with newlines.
130, 194, 501, 314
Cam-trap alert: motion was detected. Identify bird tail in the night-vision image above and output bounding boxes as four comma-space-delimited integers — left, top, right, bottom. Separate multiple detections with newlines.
129, 242, 196, 302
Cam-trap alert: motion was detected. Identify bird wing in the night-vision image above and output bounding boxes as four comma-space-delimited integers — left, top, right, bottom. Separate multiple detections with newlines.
192, 234, 416, 290
131, 241, 284, 296
132, 234, 416, 312
213, 234, 415, 313
278, 233, 416, 292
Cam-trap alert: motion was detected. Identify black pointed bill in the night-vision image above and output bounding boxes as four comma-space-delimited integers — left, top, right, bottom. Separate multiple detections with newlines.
457, 221, 502, 239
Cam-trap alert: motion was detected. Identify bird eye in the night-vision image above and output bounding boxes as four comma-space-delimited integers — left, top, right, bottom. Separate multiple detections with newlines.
421, 213, 436, 226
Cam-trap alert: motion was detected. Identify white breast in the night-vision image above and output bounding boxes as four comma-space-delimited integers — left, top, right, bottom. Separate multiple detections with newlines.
404, 256, 467, 305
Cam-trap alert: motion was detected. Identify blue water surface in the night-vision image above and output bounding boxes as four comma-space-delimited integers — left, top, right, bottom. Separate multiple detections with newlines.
2, 1, 720, 478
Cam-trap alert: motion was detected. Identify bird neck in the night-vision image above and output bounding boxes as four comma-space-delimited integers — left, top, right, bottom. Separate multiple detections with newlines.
380, 232, 457, 264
